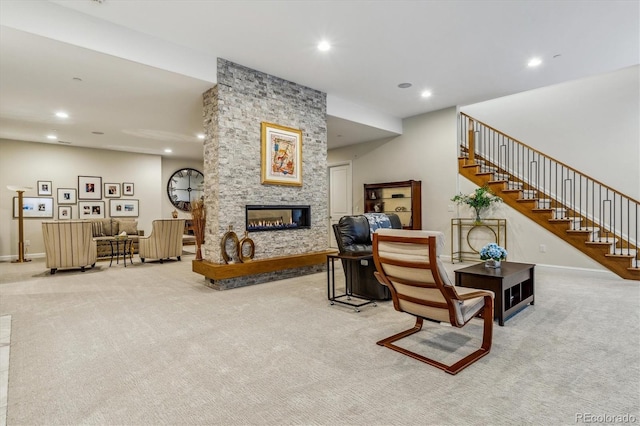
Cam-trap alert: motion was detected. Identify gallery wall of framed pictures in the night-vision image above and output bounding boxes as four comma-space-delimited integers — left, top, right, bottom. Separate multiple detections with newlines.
22, 177, 139, 220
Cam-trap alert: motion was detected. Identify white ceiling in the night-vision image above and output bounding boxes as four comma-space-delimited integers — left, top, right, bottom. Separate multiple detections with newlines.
0, 0, 638, 160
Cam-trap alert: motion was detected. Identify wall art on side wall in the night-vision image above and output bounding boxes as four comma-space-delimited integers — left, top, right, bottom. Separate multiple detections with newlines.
122, 182, 134, 196
58, 206, 72, 220
79, 201, 105, 219
57, 188, 77, 205
109, 199, 139, 217
104, 183, 121, 198
78, 176, 102, 200
13, 197, 54, 218
37, 180, 52, 196
261, 122, 302, 186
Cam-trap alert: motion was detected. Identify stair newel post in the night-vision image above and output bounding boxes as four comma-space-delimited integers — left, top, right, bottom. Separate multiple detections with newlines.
468, 118, 476, 164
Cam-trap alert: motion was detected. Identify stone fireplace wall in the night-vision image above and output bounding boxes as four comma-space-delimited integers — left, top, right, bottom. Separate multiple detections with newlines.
202, 59, 328, 289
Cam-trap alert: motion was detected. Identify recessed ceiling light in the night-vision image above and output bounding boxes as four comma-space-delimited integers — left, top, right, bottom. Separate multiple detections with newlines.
317, 40, 331, 52
197, 133, 205, 140
46, 134, 57, 140
421, 90, 432, 98
528, 57, 542, 67
72, 77, 83, 82
55, 111, 69, 118
92, 131, 104, 135
164, 148, 173, 153
398, 83, 412, 89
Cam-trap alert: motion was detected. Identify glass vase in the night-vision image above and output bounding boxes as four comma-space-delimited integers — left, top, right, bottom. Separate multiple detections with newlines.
474, 208, 482, 224
485, 259, 501, 268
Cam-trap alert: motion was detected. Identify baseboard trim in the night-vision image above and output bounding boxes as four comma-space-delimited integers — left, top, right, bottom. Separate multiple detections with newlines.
0, 252, 45, 262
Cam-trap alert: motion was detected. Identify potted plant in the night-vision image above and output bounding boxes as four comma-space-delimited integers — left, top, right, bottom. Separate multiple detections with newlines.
451, 185, 502, 223
479, 243, 507, 268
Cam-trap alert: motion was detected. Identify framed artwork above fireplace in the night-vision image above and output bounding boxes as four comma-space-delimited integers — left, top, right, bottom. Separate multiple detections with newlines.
261, 122, 302, 186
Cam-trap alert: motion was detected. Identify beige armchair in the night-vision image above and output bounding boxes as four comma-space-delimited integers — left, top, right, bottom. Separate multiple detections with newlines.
138, 219, 185, 263
372, 229, 494, 375
42, 221, 97, 275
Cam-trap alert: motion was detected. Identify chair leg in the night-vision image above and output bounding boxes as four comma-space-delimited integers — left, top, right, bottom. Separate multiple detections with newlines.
377, 317, 423, 347
446, 297, 493, 374
377, 300, 493, 375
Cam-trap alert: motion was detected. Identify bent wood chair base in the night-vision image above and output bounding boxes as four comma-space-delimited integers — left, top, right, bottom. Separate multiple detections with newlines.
372, 229, 494, 375
376, 299, 493, 375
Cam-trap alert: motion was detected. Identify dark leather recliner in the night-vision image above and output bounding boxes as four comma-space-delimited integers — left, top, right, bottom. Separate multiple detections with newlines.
332, 213, 402, 300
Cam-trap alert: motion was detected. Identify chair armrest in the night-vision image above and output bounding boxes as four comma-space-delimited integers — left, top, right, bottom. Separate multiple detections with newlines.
373, 271, 389, 287
457, 290, 493, 300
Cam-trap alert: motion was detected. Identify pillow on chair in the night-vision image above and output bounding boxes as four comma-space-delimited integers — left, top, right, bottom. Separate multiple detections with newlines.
91, 221, 104, 237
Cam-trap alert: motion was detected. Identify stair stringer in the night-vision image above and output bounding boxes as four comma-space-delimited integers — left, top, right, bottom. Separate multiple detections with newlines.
458, 158, 640, 281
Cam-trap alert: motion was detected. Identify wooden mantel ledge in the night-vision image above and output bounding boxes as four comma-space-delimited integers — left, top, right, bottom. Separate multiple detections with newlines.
192, 249, 337, 281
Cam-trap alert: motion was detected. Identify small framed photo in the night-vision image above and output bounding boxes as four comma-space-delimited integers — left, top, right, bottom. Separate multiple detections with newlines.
122, 182, 134, 196
58, 206, 72, 220
78, 176, 102, 200
79, 201, 105, 219
37, 180, 52, 196
13, 197, 54, 218
57, 188, 77, 205
109, 199, 139, 217
104, 183, 121, 198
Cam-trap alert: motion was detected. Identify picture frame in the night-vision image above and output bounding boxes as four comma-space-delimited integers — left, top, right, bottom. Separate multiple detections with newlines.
109, 199, 139, 217
104, 183, 121, 198
58, 206, 72, 220
78, 176, 102, 200
261, 122, 303, 186
13, 197, 54, 218
122, 182, 134, 196
37, 180, 52, 196
57, 188, 77, 205
78, 201, 105, 219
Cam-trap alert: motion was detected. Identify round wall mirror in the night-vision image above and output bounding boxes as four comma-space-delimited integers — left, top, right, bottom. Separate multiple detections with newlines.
167, 168, 204, 212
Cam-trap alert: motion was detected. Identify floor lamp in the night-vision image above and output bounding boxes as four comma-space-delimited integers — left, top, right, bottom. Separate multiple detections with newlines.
7, 185, 33, 263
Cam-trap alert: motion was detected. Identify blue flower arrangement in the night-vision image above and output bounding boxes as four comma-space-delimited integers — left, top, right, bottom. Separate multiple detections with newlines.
479, 243, 507, 261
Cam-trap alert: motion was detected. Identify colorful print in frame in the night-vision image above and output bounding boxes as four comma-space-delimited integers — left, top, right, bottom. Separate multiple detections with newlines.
261, 122, 302, 186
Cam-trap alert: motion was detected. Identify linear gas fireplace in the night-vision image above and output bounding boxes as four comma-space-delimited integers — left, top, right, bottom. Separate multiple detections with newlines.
246, 205, 311, 232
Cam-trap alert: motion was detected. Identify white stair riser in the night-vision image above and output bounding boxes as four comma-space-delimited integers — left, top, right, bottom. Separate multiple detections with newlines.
507, 182, 523, 190
538, 199, 551, 209
494, 173, 509, 181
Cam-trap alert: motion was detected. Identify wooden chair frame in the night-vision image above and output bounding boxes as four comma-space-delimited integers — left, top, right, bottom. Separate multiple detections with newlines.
373, 232, 494, 375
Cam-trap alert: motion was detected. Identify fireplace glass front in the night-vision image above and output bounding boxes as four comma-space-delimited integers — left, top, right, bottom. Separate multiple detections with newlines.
246, 205, 311, 232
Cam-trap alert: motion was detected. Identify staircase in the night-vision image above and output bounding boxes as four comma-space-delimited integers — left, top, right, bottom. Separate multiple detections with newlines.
458, 113, 639, 281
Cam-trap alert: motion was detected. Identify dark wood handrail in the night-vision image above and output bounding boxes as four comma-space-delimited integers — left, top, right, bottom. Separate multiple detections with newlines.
461, 112, 640, 204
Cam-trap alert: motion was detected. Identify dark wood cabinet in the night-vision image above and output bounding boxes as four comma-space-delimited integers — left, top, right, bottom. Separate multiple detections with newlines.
364, 180, 422, 229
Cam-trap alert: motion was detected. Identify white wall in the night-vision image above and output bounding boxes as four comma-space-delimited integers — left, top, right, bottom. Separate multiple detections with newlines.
0, 139, 201, 259
328, 107, 459, 241
461, 65, 640, 199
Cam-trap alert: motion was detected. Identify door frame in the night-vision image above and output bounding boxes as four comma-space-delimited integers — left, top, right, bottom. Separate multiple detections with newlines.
328, 161, 353, 248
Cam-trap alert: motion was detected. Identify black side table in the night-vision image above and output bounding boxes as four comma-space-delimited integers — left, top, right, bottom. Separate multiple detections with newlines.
109, 238, 134, 267
455, 261, 535, 326
327, 252, 377, 312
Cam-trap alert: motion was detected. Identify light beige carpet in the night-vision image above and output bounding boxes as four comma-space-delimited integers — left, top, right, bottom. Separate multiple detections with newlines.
0, 255, 638, 425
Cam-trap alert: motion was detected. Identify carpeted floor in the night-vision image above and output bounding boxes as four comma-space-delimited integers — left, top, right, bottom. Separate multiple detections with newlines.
0, 252, 638, 425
